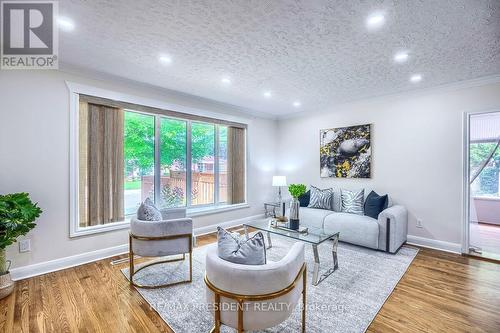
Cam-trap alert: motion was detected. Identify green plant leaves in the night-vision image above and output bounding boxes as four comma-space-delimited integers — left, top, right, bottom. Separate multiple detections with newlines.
288, 184, 307, 199
0, 192, 42, 250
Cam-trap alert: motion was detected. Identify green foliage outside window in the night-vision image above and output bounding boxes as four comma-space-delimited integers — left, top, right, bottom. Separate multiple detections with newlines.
124, 112, 216, 176
470, 143, 500, 196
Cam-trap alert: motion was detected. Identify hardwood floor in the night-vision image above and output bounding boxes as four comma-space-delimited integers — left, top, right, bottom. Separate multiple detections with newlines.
1, 232, 499, 333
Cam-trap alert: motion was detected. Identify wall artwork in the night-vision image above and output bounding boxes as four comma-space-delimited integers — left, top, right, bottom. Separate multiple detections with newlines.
320, 124, 371, 178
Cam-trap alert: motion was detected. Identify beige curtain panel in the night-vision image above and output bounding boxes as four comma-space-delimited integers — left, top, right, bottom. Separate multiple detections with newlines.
79, 101, 125, 227
226, 127, 246, 204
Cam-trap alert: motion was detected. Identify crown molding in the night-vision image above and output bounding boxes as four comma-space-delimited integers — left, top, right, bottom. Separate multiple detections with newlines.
279, 74, 500, 120
58, 62, 277, 121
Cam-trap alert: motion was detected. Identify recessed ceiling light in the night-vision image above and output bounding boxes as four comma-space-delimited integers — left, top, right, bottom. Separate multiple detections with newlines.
58, 17, 75, 31
410, 74, 423, 83
159, 55, 172, 65
366, 13, 385, 30
221, 77, 231, 84
293, 101, 301, 108
263, 91, 272, 98
394, 51, 409, 63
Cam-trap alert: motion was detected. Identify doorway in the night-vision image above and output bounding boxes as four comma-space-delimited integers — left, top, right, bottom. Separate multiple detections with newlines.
464, 111, 500, 261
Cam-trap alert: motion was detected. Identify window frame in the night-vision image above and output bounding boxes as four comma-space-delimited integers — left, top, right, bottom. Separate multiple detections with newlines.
68, 82, 248, 238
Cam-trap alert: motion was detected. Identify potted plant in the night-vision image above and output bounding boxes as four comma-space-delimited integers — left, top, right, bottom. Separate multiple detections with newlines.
0, 193, 42, 299
288, 184, 306, 230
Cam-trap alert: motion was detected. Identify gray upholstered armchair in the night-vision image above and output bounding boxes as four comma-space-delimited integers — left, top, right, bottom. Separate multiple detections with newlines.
129, 208, 193, 289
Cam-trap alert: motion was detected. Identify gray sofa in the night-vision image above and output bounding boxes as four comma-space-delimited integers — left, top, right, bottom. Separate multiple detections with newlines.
299, 193, 408, 253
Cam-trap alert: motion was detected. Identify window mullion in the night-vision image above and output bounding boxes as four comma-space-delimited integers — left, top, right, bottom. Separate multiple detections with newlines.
214, 124, 220, 205
186, 121, 192, 207
154, 115, 161, 206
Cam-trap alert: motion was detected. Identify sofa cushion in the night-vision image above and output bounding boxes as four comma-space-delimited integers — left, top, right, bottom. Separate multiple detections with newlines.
298, 190, 310, 207
217, 227, 266, 265
323, 213, 379, 249
308, 186, 334, 210
364, 191, 388, 219
341, 189, 364, 215
299, 207, 335, 229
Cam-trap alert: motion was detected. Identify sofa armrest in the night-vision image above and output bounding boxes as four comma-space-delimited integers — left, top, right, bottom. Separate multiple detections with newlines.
377, 205, 408, 253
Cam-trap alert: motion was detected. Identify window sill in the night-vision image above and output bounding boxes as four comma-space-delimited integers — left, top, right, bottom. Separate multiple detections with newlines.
472, 196, 500, 201
187, 203, 250, 217
70, 204, 249, 238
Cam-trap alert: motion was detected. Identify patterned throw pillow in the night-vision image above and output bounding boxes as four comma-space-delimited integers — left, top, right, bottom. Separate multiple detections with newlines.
341, 189, 365, 215
308, 186, 334, 210
217, 227, 266, 265
137, 198, 162, 221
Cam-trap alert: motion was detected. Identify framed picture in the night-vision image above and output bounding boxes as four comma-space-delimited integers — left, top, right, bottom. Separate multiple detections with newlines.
320, 124, 371, 178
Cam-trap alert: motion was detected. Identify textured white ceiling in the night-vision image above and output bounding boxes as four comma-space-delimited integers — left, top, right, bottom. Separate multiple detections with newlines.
59, 0, 500, 117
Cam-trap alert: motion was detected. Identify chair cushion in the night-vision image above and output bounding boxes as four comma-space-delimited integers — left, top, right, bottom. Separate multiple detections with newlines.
364, 190, 388, 219
137, 198, 162, 221
308, 186, 334, 210
341, 188, 364, 215
217, 227, 266, 265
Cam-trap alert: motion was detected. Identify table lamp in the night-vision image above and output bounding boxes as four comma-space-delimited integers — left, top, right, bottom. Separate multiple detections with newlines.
272, 176, 287, 218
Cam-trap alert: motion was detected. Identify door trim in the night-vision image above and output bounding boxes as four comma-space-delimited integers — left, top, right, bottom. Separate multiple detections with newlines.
462, 109, 500, 255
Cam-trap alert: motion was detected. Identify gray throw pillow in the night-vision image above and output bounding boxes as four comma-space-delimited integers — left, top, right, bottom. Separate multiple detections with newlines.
341, 189, 365, 215
308, 186, 334, 210
217, 227, 266, 265
137, 198, 162, 221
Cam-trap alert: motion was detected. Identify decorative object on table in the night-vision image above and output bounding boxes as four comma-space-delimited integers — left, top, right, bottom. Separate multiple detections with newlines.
288, 184, 307, 230
217, 227, 267, 265
0, 193, 42, 300
273, 224, 309, 234
129, 207, 193, 288
272, 175, 287, 217
308, 186, 335, 210
276, 215, 288, 222
364, 190, 389, 219
341, 188, 365, 215
320, 124, 371, 178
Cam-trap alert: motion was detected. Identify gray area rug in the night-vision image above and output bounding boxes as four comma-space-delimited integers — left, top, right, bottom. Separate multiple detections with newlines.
122, 236, 418, 332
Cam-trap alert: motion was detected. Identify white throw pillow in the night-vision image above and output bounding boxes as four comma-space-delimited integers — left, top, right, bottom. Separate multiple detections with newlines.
341, 189, 365, 215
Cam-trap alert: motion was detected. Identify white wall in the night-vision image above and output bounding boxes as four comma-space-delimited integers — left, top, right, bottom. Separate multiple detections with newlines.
277, 80, 500, 247
0, 70, 277, 271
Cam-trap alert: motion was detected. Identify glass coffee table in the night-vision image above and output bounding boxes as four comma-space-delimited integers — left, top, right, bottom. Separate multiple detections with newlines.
243, 219, 339, 286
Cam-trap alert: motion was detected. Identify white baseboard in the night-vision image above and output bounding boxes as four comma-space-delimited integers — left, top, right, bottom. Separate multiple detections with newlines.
10, 214, 264, 281
407, 235, 462, 254
9, 243, 129, 281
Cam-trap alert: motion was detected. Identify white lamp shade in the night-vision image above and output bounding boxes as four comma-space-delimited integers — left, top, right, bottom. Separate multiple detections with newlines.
272, 176, 287, 187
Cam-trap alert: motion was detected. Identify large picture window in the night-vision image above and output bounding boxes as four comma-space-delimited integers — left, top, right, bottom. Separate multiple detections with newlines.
76, 95, 246, 232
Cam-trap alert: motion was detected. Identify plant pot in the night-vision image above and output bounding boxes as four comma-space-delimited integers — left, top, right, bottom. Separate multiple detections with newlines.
289, 198, 300, 230
0, 272, 14, 300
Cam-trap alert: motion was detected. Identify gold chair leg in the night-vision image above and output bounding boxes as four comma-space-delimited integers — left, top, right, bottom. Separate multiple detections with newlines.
237, 299, 244, 333
214, 294, 221, 333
